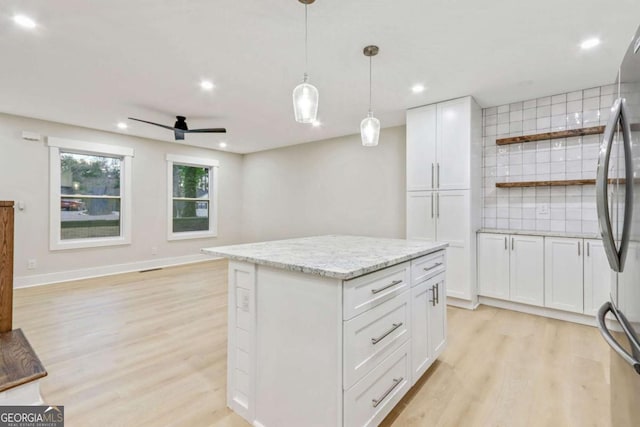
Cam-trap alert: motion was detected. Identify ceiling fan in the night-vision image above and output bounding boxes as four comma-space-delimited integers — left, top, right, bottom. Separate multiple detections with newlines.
128, 116, 226, 140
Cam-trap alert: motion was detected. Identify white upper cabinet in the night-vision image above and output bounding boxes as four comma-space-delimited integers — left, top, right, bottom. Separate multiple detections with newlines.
510, 235, 544, 307
406, 105, 437, 191
545, 237, 584, 313
406, 97, 475, 192
477, 233, 510, 300
436, 98, 471, 190
583, 239, 613, 316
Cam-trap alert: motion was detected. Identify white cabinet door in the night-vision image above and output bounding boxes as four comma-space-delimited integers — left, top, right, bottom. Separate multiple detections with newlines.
477, 233, 510, 300
406, 105, 437, 191
510, 235, 544, 307
544, 237, 584, 313
584, 239, 612, 316
436, 98, 470, 190
428, 273, 447, 359
410, 280, 432, 385
436, 190, 470, 299
406, 191, 436, 242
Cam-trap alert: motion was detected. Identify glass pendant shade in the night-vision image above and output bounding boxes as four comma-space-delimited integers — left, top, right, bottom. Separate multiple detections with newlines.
293, 76, 319, 123
361, 112, 380, 147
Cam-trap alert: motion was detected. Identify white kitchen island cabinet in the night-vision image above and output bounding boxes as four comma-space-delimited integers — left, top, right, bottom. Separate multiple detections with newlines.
203, 235, 448, 427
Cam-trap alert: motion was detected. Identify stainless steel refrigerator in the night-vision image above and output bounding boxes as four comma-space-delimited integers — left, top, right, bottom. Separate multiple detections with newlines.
595, 25, 640, 426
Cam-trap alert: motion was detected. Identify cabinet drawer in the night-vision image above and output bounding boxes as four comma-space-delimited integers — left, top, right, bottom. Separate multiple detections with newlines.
343, 262, 410, 320
344, 342, 411, 427
411, 251, 445, 285
343, 291, 410, 389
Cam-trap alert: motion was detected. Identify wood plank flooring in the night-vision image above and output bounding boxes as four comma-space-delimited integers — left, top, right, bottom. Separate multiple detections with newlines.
13, 260, 610, 427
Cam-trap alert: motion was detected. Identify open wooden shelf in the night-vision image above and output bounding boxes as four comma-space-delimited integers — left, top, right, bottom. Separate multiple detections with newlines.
495, 178, 626, 188
496, 126, 605, 146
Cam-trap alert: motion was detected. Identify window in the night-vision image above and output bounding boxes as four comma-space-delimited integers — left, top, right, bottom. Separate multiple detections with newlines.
167, 154, 218, 240
49, 137, 133, 250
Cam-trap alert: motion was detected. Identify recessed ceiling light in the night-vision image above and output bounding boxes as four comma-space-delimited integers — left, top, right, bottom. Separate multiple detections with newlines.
311, 120, 321, 127
219, 142, 227, 148
200, 80, 214, 91
117, 122, 128, 130
580, 38, 601, 50
411, 84, 426, 94
13, 14, 37, 29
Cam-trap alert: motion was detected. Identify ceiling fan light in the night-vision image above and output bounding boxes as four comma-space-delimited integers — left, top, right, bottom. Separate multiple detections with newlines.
361, 112, 380, 147
292, 78, 319, 123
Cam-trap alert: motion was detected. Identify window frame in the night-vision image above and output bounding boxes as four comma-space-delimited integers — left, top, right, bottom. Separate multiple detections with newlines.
166, 154, 219, 241
48, 137, 134, 251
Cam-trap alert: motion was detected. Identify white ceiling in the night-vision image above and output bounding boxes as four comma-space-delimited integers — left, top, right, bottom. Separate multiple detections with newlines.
1, 1, 639, 153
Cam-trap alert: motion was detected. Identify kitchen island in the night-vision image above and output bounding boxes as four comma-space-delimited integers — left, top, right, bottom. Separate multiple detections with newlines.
202, 235, 448, 427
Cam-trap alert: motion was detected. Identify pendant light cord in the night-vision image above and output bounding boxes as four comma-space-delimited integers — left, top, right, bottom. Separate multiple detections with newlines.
304, 4, 308, 79
369, 56, 372, 113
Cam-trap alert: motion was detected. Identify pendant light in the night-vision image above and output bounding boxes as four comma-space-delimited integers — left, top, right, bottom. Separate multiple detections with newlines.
292, 0, 319, 123
361, 45, 380, 147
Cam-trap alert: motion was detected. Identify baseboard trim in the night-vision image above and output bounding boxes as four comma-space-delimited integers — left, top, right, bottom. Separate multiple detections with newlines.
14, 254, 221, 288
479, 296, 597, 327
446, 296, 479, 310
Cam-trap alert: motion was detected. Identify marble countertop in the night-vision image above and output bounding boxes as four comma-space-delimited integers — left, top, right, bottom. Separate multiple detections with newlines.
478, 228, 601, 240
202, 235, 448, 280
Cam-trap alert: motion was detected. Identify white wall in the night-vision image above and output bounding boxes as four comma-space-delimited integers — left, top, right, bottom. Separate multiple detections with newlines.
0, 113, 243, 285
241, 126, 406, 242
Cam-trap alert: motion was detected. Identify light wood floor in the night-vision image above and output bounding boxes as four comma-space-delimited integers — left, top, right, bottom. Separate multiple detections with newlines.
13, 260, 610, 427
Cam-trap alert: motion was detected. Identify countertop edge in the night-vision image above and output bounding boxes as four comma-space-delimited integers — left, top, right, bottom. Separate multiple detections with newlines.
477, 228, 601, 240
201, 242, 449, 280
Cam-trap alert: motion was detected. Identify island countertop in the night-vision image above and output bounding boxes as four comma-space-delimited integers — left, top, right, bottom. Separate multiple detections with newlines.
202, 235, 448, 280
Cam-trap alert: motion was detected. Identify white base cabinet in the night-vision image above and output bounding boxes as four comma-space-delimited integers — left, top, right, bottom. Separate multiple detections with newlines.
478, 232, 614, 319
545, 237, 584, 313
226, 250, 447, 427
410, 271, 446, 385
477, 233, 544, 306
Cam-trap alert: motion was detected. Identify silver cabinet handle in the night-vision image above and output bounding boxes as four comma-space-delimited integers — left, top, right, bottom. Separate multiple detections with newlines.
511, 237, 514, 251
437, 193, 440, 218
596, 97, 634, 272
372, 377, 404, 408
423, 262, 443, 272
435, 282, 440, 304
587, 242, 590, 257
371, 322, 403, 345
371, 279, 402, 294
429, 285, 436, 306
431, 192, 434, 218
597, 302, 640, 374
578, 241, 581, 256
504, 236, 507, 250
431, 163, 435, 189
437, 163, 440, 188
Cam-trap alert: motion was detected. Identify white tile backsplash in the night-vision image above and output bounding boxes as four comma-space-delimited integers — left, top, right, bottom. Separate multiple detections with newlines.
482, 83, 614, 233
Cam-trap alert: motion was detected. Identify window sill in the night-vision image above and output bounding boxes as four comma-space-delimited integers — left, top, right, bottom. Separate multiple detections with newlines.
50, 236, 131, 251
168, 231, 218, 241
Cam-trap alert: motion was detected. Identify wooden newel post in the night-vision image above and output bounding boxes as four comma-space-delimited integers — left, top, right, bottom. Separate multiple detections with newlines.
0, 201, 14, 333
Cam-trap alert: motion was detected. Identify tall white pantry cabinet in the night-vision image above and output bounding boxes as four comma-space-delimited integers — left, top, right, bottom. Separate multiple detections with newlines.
406, 97, 482, 307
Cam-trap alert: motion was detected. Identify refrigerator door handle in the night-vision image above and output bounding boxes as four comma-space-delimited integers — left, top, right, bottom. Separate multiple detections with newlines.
597, 301, 640, 375
596, 98, 634, 272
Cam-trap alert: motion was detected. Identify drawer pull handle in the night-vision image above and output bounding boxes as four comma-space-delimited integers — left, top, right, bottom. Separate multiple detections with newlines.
371, 322, 403, 345
371, 280, 403, 294
423, 262, 443, 272
372, 377, 404, 408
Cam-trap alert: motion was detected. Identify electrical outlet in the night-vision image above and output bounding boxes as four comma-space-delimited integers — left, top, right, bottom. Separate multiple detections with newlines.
27, 259, 37, 270
242, 293, 250, 311
537, 203, 550, 217
151, 246, 158, 255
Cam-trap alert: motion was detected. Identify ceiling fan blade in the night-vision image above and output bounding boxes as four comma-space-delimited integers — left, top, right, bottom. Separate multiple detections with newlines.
128, 117, 177, 131
185, 128, 227, 133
